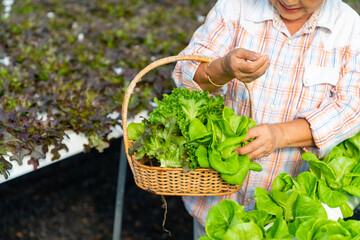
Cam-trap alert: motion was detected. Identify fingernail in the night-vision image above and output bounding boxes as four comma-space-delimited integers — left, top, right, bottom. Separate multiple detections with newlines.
254, 53, 261, 58
261, 55, 269, 61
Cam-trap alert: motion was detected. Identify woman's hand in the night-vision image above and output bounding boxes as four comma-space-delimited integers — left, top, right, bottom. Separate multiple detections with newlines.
235, 119, 315, 160
221, 48, 270, 83
236, 124, 284, 160
194, 48, 270, 92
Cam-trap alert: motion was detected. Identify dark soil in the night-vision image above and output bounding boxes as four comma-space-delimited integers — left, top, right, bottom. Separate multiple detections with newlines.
0, 138, 193, 240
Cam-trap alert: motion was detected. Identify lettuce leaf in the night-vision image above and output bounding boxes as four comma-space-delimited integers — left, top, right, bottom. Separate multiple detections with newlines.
129, 87, 261, 186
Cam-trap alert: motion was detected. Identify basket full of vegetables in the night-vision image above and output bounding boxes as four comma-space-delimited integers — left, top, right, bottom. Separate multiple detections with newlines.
121, 55, 262, 196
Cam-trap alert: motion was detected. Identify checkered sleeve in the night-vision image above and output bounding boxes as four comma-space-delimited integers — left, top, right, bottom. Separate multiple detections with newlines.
300, 51, 360, 158
172, 0, 235, 92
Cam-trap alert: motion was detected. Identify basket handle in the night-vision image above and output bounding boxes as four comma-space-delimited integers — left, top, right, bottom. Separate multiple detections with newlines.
122, 55, 215, 154
121, 55, 253, 156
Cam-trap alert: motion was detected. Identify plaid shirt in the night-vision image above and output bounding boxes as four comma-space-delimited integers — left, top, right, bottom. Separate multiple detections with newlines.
172, 0, 360, 226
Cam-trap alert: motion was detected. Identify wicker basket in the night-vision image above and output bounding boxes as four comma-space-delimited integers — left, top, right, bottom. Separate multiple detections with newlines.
121, 55, 242, 196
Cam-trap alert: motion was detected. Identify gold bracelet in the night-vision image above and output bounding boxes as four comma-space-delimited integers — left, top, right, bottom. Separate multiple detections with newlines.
207, 75, 224, 88
206, 60, 224, 88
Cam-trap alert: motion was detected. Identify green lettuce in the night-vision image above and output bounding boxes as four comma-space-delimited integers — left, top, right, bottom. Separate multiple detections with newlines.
199, 199, 291, 240
301, 131, 360, 218
129, 87, 262, 186
254, 172, 328, 236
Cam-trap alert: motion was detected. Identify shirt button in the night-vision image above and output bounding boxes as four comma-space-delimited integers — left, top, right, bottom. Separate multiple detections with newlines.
270, 104, 275, 109
288, 39, 292, 44
305, 79, 310, 85
277, 71, 282, 76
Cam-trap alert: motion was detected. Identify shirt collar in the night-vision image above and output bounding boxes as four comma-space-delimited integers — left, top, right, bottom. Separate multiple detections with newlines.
316, 0, 338, 33
245, 0, 338, 33
245, 0, 274, 23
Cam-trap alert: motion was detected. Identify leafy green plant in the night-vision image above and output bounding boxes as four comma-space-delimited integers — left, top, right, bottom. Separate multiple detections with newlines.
199, 177, 360, 240
302, 131, 360, 218
128, 87, 262, 185
255, 172, 328, 236
0, 0, 215, 178
294, 218, 360, 240
199, 199, 292, 240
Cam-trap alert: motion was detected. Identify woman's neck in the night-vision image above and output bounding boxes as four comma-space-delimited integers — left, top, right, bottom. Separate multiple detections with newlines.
283, 18, 308, 36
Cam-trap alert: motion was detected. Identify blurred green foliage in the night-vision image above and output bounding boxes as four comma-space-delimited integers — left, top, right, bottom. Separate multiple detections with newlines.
0, 0, 214, 176
344, 0, 360, 12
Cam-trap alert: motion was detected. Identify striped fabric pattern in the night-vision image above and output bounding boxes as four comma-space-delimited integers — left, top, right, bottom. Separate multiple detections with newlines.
172, 0, 360, 226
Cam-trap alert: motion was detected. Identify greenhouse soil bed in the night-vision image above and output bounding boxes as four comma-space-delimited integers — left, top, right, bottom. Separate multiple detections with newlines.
0, 138, 193, 240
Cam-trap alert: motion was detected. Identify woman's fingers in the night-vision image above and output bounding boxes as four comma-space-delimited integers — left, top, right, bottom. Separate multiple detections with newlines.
238, 55, 268, 73
234, 48, 262, 61
236, 124, 284, 160
241, 59, 270, 83
234, 56, 270, 82
222, 47, 270, 83
236, 139, 271, 160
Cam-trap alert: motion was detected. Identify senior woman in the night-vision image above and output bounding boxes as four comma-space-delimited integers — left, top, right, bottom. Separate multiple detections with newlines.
172, 0, 360, 238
